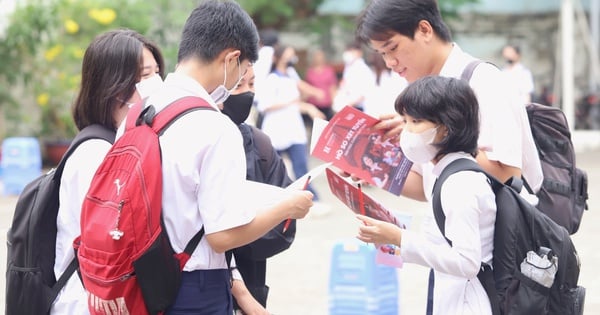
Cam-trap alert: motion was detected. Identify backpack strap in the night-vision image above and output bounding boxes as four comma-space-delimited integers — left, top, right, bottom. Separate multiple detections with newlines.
45, 256, 79, 310
151, 96, 215, 134
52, 124, 116, 181
46, 124, 115, 312
460, 60, 485, 82
431, 159, 483, 245
432, 158, 509, 315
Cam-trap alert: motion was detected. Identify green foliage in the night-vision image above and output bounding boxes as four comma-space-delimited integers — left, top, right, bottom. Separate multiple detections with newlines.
0, 0, 151, 140
439, 0, 480, 20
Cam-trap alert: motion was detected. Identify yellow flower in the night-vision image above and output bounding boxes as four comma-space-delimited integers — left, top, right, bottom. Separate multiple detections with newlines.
64, 19, 79, 34
44, 45, 63, 62
72, 47, 85, 59
37, 93, 50, 107
88, 8, 117, 25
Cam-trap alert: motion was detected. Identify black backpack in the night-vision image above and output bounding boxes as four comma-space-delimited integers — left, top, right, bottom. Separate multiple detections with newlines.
461, 60, 589, 234
432, 158, 585, 315
5, 124, 115, 315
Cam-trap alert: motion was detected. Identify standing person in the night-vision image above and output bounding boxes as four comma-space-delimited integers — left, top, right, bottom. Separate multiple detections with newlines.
115, 2, 314, 314
305, 48, 339, 120
333, 41, 375, 112
356, 76, 495, 315
258, 45, 324, 200
364, 51, 408, 118
52, 29, 165, 314
502, 44, 535, 105
356, 0, 543, 202
219, 66, 293, 314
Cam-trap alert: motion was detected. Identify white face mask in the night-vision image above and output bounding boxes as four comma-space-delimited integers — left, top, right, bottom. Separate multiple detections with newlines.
211, 58, 242, 104
399, 126, 439, 164
135, 74, 164, 99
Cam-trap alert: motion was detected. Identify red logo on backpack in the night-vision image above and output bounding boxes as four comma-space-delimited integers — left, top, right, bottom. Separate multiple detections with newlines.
75, 97, 213, 314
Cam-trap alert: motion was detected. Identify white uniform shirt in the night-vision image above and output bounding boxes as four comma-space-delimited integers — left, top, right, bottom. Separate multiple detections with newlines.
418, 44, 543, 200
117, 72, 256, 271
258, 71, 307, 150
334, 58, 376, 111
401, 153, 496, 315
502, 63, 535, 106
364, 69, 408, 118
52, 139, 112, 314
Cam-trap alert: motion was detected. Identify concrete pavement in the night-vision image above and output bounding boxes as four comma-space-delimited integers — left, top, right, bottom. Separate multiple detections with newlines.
0, 148, 599, 314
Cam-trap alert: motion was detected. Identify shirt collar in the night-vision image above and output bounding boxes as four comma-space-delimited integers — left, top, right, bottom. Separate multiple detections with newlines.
163, 72, 220, 111
438, 43, 477, 79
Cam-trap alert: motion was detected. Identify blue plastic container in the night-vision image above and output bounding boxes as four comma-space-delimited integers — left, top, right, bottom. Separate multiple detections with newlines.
328, 239, 400, 315
0, 137, 42, 195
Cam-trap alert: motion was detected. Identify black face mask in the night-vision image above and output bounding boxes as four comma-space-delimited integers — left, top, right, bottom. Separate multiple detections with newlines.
222, 91, 255, 125
506, 59, 516, 65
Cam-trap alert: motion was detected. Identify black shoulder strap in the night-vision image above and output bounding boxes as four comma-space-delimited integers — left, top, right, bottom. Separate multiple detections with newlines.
431, 159, 483, 246
460, 60, 485, 82
46, 124, 115, 313
46, 256, 79, 310
52, 124, 116, 181
431, 158, 508, 315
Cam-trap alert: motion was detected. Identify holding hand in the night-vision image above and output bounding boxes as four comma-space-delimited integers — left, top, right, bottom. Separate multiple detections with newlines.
373, 113, 404, 141
356, 214, 402, 246
287, 190, 314, 219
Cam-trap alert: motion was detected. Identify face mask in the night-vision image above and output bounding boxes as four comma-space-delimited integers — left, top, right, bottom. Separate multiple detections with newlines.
211, 58, 242, 104
399, 126, 439, 164
221, 91, 255, 125
506, 59, 515, 65
135, 74, 163, 99
287, 55, 298, 68
342, 51, 355, 65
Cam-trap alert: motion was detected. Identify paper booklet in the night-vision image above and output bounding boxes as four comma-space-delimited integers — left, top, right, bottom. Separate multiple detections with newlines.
325, 168, 411, 267
311, 106, 413, 196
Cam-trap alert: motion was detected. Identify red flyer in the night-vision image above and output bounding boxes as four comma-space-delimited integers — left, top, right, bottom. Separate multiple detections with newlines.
312, 106, 412, 196
325, 168, 408, 228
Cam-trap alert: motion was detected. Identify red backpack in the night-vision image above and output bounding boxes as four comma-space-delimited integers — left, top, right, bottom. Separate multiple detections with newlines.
75, 96, 214, 315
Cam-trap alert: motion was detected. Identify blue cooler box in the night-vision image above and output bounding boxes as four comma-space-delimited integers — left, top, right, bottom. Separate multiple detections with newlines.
329, 240, 400, 315
0, 137, 42, 195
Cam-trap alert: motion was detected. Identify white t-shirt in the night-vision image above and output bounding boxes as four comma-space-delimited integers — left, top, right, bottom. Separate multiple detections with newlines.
364, 69, 408, 118
258, 71, 307, 150
401, 153, 496, 315
333, 58, 376, 111
417, 44, 543, 200
52, 139, 112, 314
116, 72, 256, 271
502, 63, 535, 106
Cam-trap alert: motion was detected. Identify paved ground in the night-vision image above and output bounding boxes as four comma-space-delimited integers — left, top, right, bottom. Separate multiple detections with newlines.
0, 148, 599, 314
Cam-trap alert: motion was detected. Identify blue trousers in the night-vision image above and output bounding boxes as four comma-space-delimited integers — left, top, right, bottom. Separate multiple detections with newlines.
166, 269, 232, 315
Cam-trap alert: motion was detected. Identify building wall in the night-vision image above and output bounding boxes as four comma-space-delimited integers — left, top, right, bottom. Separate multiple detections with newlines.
449, 11, 593, 102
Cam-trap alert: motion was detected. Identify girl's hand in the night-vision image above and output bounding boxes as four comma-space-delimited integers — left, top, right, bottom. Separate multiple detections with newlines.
356, 214, 402, 246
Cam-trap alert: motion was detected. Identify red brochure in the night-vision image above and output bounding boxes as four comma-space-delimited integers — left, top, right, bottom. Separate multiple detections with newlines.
311, 106, 412, 196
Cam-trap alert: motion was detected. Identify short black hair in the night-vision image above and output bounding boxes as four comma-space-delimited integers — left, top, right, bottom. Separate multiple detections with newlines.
178, 0, 259, 63
356, 0, 452, 44
395, 76, 479, 159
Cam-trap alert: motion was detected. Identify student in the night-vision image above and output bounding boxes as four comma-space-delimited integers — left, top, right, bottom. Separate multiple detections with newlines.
258, 45, 323, 200
333, 41, 375, 112
52, 29, 164, 314
356, 0, 543, 202
115, 2, 313, 314
502, 44, 535, 105
219, 66, 292, 314
356, 76, 495, 315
